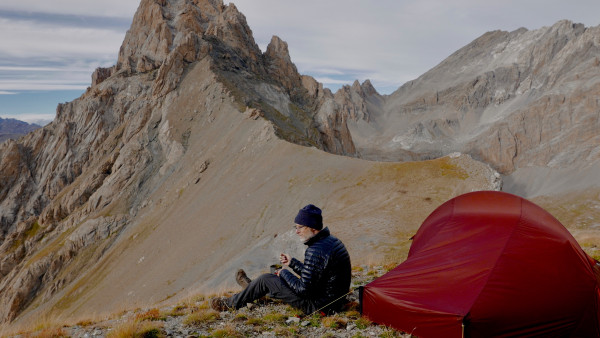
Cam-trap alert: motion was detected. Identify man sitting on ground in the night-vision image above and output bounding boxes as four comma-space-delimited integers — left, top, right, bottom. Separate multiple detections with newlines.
211, 204, 352, 314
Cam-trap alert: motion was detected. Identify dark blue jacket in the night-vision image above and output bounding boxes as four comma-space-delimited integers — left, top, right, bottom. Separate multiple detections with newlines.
279, 227, 351, 313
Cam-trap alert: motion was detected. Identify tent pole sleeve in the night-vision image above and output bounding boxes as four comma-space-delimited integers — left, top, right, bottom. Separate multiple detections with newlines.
358, 286, 364, 315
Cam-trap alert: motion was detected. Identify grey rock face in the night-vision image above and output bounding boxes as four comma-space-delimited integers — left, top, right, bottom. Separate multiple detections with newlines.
345, 20, 600, 175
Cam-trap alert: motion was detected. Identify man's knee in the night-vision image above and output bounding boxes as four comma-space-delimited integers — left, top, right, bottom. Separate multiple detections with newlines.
255, 273, 274, 281
253, 273, 278, 286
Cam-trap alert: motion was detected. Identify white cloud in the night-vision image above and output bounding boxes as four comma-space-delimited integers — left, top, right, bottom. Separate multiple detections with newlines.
0, 17, 125, 92
313, 77, 356, 86
0, 66, 67, 72
0, 81, 87, 91
0, 0, 139, 18
0, 113, 55, 125
0, 18, 124, 59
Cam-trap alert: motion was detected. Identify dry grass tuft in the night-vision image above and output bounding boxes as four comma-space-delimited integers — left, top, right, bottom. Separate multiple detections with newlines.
211, 324, 243, 337
135, 308, 161, 321
343, 310, 361, 320
196, 300, 211, 310
4, 314, 69, 338
183, 309, 220, 326
245, 317, 264, 326
354, 316, 373, 329
273, 325, 300, 337
284, 305, 303, 317
352, 266, 364, 273
262, 311, 287, 324
379, 326, 405, 337
107, 319, 164, 338
29, 327, 68, 338
343, 301, 360, 313
164, 304, 188, 317
75, 319, 96, 327
322, 315, 348, 329
233, 313, 248, 322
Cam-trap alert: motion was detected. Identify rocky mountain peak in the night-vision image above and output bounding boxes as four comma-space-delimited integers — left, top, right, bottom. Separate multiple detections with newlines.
116, 0, 261, 74
360, 79, 378, 96
349, 79, 379, 99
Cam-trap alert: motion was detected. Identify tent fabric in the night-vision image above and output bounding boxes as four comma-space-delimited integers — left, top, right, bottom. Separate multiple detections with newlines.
361, 191, 600, 337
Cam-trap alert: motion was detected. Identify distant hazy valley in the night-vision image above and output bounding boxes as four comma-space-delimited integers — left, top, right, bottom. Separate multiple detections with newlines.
0, 118, 40, 143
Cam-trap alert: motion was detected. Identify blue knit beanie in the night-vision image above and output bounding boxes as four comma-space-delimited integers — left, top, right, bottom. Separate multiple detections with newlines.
294, 204, 323, 230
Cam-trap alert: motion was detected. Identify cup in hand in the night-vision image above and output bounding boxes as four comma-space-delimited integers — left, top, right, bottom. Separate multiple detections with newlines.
270, 264, 282, 274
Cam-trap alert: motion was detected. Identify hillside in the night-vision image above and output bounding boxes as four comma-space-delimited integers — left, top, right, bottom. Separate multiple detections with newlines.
3, 266, 410, 337
0, 0, 598, 331
4, 71, 500, 322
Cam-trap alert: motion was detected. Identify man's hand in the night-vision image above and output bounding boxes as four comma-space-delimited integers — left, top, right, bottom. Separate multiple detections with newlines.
280, 253, 291, 267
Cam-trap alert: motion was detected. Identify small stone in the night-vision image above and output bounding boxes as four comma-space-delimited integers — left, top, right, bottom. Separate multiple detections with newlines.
286, 317, 300, 324
346, 323, 356, 331
301, 321, 310, 327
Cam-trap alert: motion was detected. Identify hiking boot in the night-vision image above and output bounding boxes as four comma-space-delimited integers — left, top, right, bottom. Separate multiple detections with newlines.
236, 269, 252, 288
210, 296, 230, 312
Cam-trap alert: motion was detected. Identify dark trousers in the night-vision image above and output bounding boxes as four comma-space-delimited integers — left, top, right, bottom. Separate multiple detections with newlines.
226, 273, 315, 314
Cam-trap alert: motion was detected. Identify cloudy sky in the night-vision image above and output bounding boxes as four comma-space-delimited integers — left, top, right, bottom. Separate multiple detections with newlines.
1, 0, 600, 125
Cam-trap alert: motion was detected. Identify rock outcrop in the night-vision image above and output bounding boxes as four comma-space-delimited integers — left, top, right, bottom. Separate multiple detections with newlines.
312, 80, 377, 156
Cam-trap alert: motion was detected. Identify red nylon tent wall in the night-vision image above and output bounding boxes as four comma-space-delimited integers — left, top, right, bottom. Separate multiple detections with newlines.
361, 191, 600, 337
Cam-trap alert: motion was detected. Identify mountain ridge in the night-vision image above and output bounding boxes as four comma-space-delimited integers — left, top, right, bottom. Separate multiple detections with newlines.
0, 118, 40, 143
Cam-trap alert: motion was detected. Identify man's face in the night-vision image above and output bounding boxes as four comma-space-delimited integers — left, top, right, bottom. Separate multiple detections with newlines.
294, 224, 314, 241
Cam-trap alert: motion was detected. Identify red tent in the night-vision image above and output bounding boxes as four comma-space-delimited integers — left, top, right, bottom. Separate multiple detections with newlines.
361, 191, 600, 337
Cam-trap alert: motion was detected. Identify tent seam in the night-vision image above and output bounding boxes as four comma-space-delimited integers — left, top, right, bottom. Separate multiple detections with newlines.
464, 197, 524, 323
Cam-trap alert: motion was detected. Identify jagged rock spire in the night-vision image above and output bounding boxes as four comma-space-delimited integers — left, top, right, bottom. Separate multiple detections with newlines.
117, 0, 262, 73
264, 35, 303, 94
